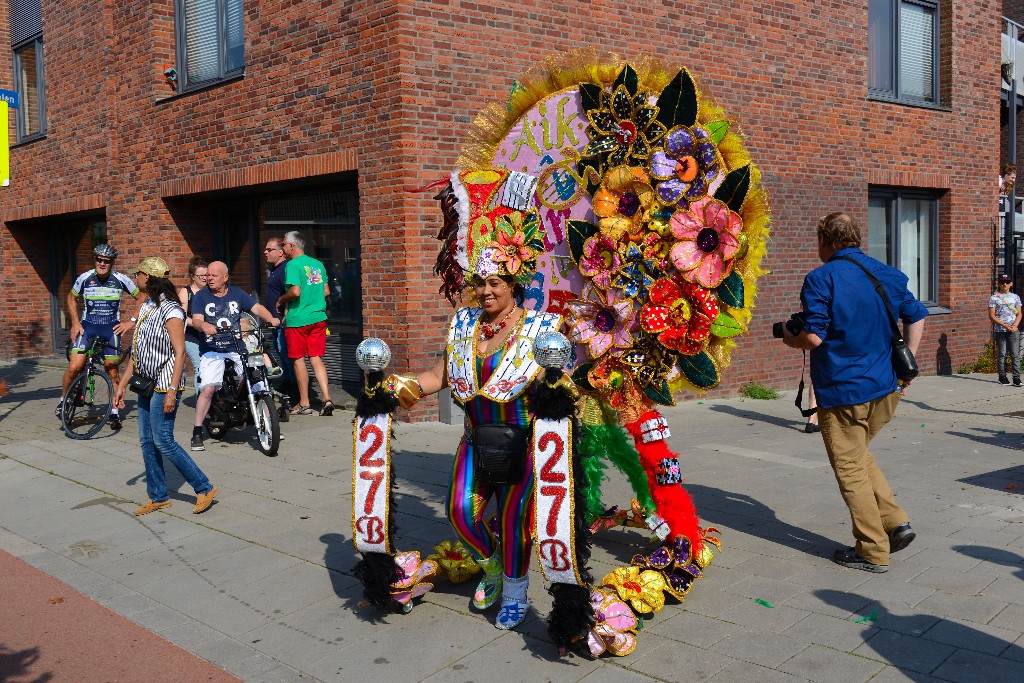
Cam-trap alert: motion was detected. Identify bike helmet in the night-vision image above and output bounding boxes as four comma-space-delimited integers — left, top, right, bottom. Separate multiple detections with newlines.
93, 244, 118, 261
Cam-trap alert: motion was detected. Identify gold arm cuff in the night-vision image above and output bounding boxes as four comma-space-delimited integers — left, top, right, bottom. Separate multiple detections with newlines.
386, 374, 424, 410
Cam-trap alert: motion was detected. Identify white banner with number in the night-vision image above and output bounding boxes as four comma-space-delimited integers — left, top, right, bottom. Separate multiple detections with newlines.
352, 413, 392, 555
532, 417, 582, 585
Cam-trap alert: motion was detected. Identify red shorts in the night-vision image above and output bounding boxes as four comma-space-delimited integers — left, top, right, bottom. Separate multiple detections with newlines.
285, 321, 327, 359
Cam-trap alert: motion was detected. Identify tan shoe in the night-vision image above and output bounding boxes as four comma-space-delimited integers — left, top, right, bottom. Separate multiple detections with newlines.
134, 500, 171, 516
193, 487, 218, 514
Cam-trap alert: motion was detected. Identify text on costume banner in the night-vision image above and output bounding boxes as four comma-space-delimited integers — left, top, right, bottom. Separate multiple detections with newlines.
352, 413, 392, 555
532, 417, 582, 585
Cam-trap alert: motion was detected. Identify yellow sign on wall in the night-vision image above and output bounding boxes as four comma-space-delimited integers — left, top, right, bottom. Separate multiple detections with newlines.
0, 101, 8, 187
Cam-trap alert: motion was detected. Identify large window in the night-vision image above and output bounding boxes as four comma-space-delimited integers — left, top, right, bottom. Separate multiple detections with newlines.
869, 0, 939, 104
10, 0, 46, 140
175, 0, 244, 90
868, 189, 938, 306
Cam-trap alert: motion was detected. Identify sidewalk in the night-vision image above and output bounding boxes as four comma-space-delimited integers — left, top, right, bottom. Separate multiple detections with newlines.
0, 361, 1022, 682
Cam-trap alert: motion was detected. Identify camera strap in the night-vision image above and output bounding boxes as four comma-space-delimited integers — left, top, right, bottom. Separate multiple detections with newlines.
795, 351, 817, 417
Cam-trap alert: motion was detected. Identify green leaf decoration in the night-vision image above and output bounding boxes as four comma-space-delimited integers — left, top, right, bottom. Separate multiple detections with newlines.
706, 120, 729, 145
644, 380, 675, 407
679, 352, 719, 389
567, 219, 599, 264
572, 363, 595, 392
613, 64, 639, 98
710, 311, 745, 338
713, 165, 751, 213
576, 161, 602, 196
716, 272, 745, 309
579, 83, 603, 114
655, 69, 697, 130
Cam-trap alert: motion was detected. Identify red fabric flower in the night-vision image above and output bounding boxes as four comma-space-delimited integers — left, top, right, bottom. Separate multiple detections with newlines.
640, 274, 720, 355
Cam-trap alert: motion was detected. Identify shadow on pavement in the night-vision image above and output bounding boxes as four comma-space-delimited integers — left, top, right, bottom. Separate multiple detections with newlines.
815, 589, 1024, 678
0, 644, 52, 683
953, 545, 1024, 581
708, 403, 804, 431
686, 483, 836, 559
957, 463, 1024, 490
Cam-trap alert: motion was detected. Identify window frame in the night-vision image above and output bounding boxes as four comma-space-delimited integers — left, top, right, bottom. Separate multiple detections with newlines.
11, 35, 46, 143
867, 187, 940, 308
173, 0, 245, 92
868, 0, 940, 105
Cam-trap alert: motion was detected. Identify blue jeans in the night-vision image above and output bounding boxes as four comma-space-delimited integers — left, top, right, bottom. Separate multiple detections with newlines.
137, 391, 212, 502
994, 329, 1021, 380
185, 339, 201, 393
276, 327, 296, 383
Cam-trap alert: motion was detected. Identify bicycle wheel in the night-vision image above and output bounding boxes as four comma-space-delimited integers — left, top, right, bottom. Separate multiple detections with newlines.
61, 368, 113, 439
253, 395, 280, 456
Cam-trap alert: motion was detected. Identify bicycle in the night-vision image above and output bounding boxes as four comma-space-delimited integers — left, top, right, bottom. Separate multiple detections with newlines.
61, 336, 122, 439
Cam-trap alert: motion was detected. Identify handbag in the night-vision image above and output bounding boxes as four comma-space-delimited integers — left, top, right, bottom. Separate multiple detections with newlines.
837, 256, 920, 382
472, 424, 528, 485
128, 374, 156, 397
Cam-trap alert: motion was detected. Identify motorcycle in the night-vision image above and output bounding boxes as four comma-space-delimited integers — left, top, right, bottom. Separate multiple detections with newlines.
203, 312, 291, 456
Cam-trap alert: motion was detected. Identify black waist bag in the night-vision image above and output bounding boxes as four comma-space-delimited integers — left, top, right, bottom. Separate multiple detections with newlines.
472, 424, 528, 486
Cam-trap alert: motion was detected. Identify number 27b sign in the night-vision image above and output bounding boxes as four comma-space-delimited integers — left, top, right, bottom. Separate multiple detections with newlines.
352, 414, 391, 555
532, 418, 582, 585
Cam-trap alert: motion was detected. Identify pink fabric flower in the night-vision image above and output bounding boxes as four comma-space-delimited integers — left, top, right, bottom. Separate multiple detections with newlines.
586, 588, 639, 657
492, 226, 533, 275
390, 551, 438, 606
566, 282, 637, 360
578, 234, 622, 290
669, 197, 742, 288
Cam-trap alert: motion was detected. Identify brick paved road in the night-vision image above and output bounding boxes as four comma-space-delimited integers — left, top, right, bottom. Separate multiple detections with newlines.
1, 361, 1022, 682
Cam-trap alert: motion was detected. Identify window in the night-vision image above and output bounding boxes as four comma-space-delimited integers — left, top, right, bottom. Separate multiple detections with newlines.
9, 0, 46, 140
869, 0, 939, 104
175, 0, 244, 90
868, 189, 938, 306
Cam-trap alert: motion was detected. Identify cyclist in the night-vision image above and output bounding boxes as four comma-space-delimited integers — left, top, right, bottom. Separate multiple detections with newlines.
58, 244, 145, 430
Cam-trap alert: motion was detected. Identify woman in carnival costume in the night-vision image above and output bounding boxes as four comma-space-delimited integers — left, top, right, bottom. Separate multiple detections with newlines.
351, 51, 770, 656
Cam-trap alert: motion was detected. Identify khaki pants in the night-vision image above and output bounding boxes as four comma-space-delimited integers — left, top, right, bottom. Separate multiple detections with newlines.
819, 391, 908, 565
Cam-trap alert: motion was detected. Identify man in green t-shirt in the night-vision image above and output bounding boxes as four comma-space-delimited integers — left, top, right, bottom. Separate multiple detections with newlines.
277, 231, 334, 416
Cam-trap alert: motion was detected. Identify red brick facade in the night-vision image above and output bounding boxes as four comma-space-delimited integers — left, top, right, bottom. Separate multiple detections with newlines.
0, 1, 1004, 421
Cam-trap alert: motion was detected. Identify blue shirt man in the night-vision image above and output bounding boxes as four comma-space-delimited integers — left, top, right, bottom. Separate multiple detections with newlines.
783, 212, 927, 574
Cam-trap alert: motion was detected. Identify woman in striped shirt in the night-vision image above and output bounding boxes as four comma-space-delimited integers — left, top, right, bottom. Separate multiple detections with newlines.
114, 258, 218, 516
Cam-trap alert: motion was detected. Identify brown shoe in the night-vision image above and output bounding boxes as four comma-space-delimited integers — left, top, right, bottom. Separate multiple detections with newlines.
193, 487, 218, 514
134, 500, 171, 516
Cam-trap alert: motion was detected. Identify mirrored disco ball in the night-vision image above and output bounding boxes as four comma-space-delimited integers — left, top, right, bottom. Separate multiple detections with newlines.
356, 338, 392, 372
533, 331, 571, 369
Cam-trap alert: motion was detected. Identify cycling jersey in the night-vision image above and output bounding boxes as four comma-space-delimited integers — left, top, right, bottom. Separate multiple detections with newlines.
71, 270, 139, 325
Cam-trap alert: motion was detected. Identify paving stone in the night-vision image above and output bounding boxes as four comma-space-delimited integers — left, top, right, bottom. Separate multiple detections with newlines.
786, 587, 874, 619
913, 591, 1009, 626
419, 632, 602, 683
646, 609, 739, 648
777, 643, 885, 683
854, 630, 956, 673
989, 603, 1024, 632
578, 664, 667, 683
717, 597, 811, 632
782, 612, 879, 652
625, 638, 735, 682
978, 576, 1024, 606
921, 617, 1023, 656
930, 648, 1024, 683
723, 575, 807, 604
908, 566, 998, 596
709, 659, 811, 683
710, 629, 809, 668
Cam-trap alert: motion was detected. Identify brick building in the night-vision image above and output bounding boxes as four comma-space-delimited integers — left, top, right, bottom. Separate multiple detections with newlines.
0, 0, 1004, 420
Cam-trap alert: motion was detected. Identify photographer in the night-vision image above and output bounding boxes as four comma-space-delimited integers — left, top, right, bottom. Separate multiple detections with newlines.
780, 212, 927, 573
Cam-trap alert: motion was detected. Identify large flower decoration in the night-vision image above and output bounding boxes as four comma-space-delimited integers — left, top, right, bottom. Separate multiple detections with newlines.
601, 565, 667, 614
618, 332, 680, 389
592, 166, 656, 242
581, 85, 667, 169
578, 234, 622, 290
640, 274, 721, 355
670, 196, 742, 288
566, 282, 637, 360
475, 210, 546, 284
631, 536, 700, 601
612, 243, 658, 301
586, 588, 639, 657
650, 125, 723, 206
425, 540, 481, 584
389, 551, 438, 608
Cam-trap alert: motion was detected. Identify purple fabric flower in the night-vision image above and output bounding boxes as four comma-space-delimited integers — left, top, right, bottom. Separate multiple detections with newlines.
650, 125, 722, 206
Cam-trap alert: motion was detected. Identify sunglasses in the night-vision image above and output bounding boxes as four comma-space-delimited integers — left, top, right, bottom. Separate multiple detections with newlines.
95, 258, 113, 265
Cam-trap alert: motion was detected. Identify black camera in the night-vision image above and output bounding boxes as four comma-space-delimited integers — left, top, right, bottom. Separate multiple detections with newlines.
772, 312, 807, 339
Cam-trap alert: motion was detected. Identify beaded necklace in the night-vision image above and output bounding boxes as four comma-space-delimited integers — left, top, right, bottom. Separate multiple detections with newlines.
478, 305, 517, 341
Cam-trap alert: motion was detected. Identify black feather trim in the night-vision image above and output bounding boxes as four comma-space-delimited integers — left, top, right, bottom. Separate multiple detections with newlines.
528, 369, 577, 420
356, 371, 399, 418
353, 551, 403, 612
547, 583, 595, 654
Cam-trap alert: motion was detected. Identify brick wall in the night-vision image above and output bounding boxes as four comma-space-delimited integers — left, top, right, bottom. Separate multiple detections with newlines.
0, 0, 1005, 421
